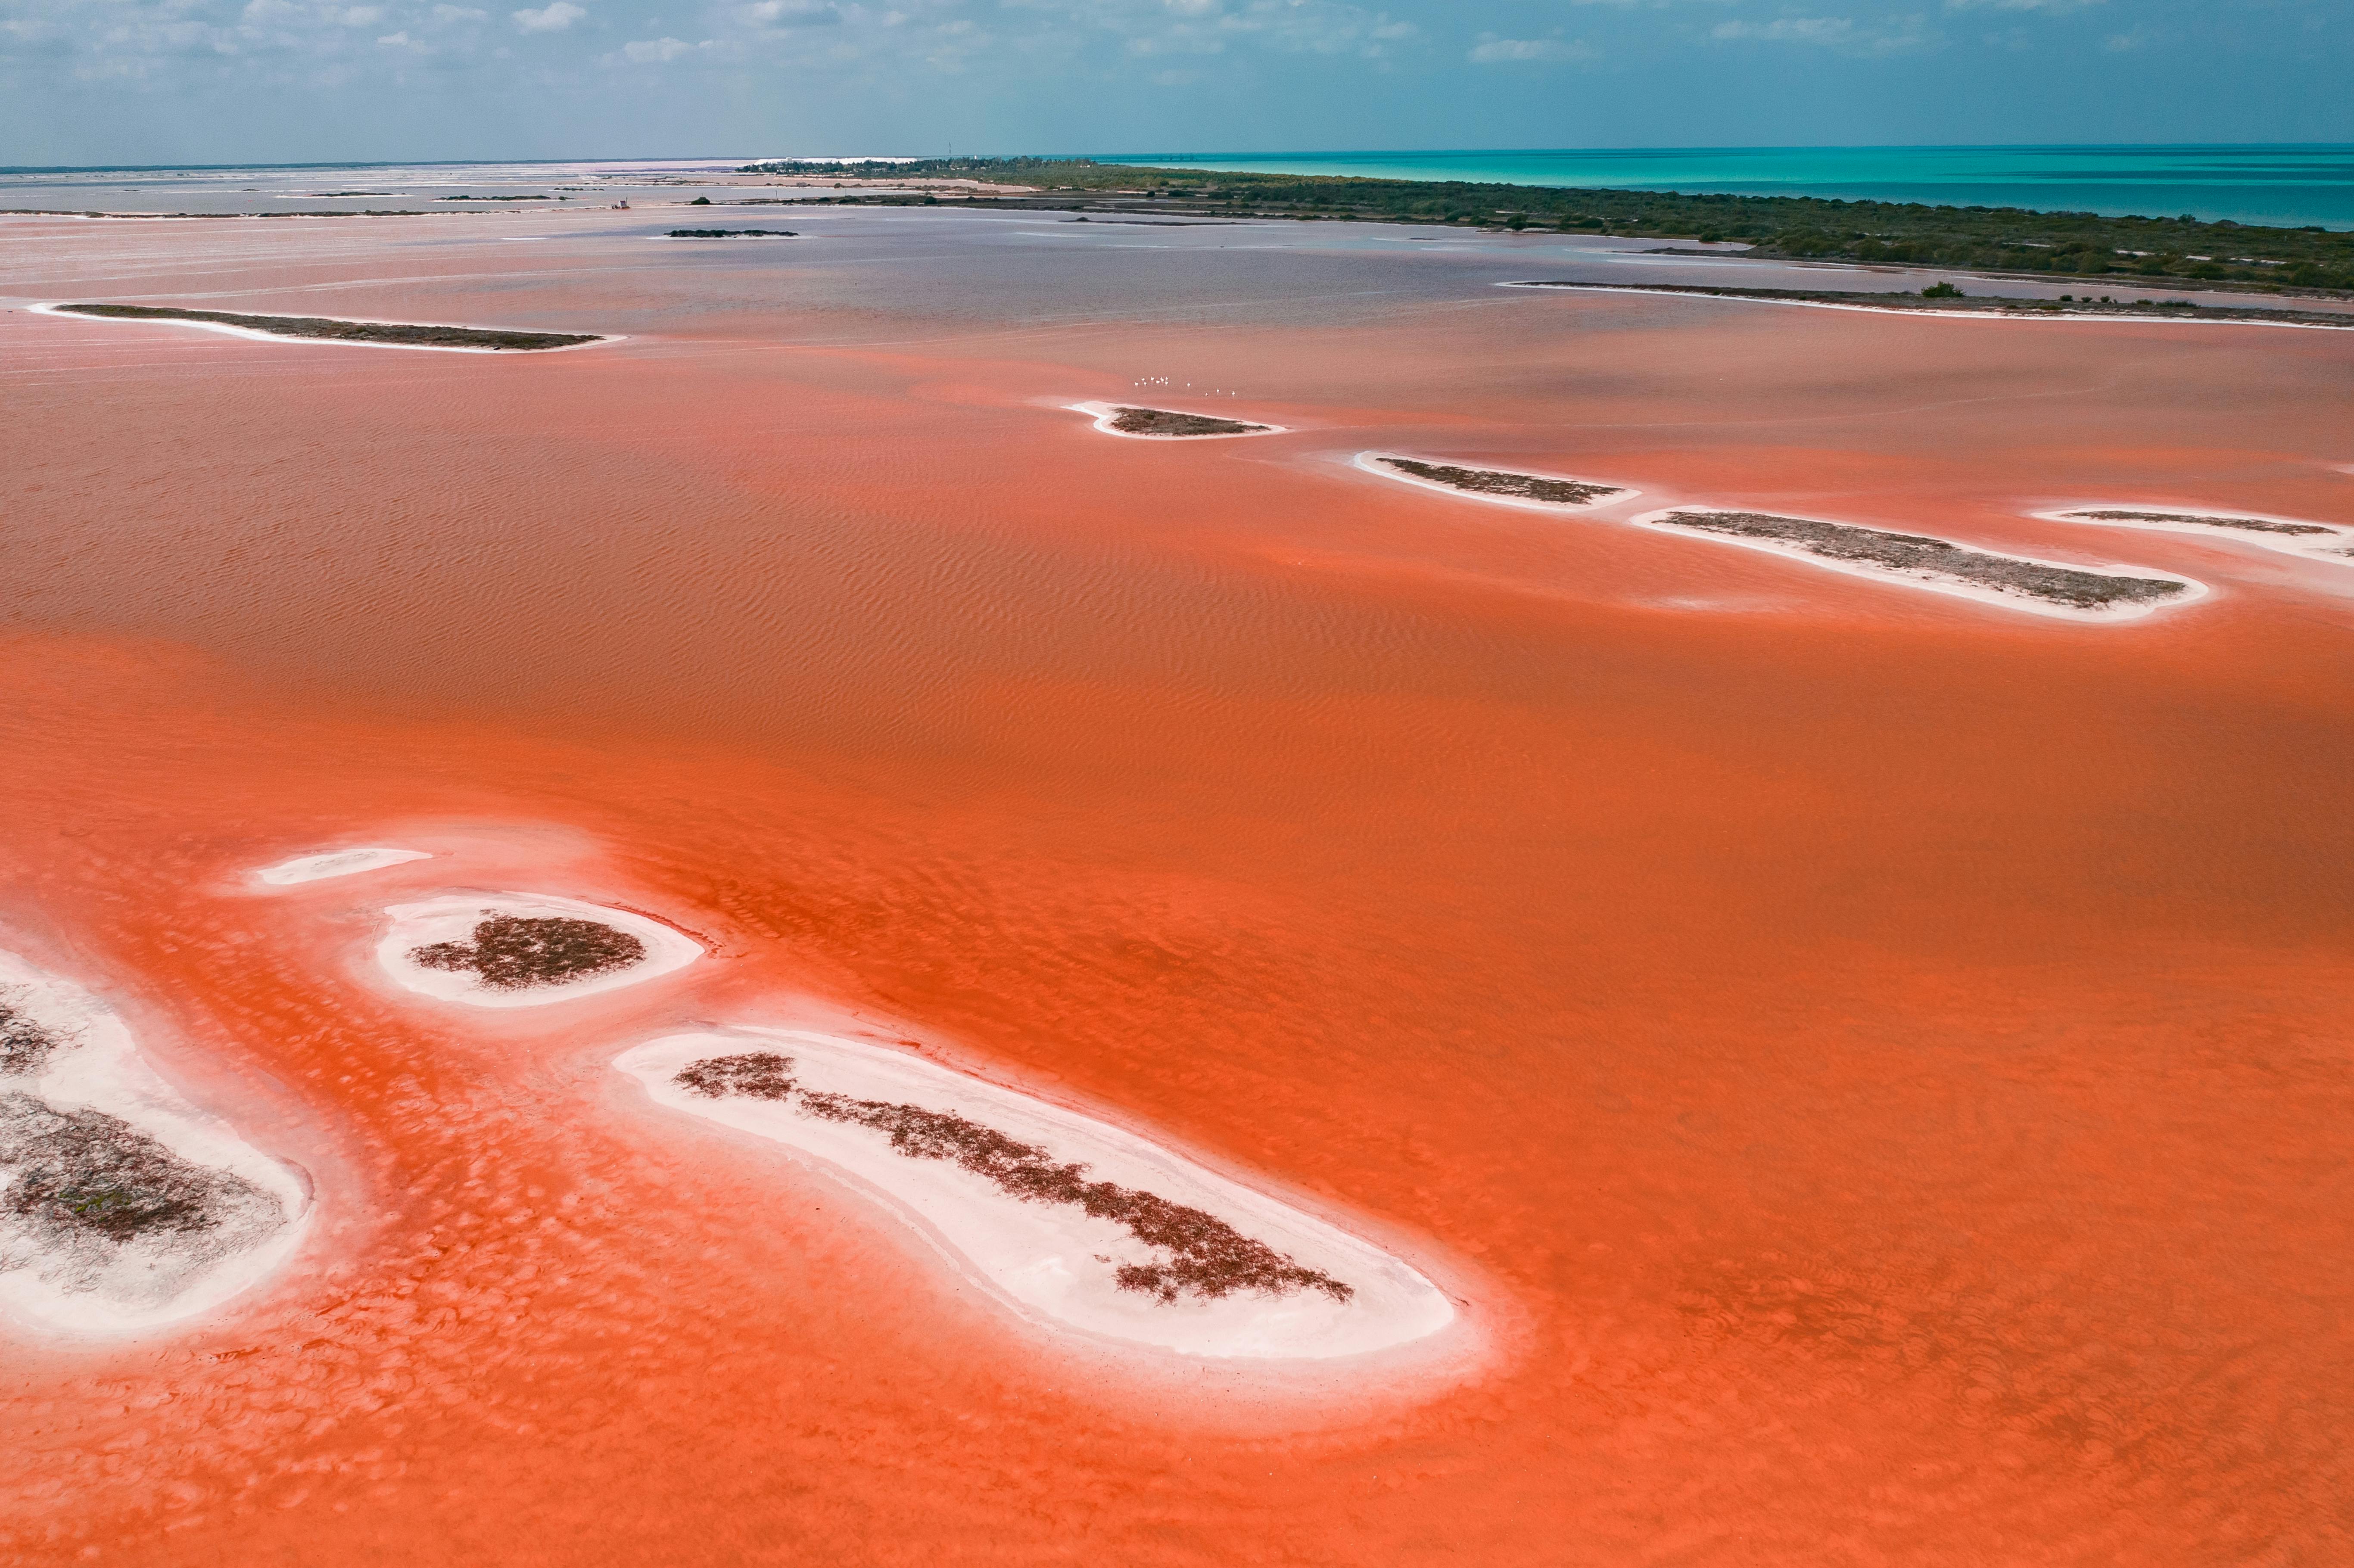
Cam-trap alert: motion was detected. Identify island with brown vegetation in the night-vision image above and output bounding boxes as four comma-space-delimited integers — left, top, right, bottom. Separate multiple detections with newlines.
668, 228, 797, 238
47, 303, 603, 351
676, 1050, 1351, 1304
1502, 281, 2354, 330
411, 914, 647, 992
1648, 510, 2195, 614
1372, 455, 1624, 506
0, 977, 307, 1329
2063, 508, 2335, 537
1102, 406, 1273, 437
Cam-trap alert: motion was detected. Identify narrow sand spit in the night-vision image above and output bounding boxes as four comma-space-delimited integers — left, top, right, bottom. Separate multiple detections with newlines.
2036, 506, 2354, 567
29, 302, 612, 354
255, 846, 431, 886
377, 893, 701, 1008
1356, 452, 1634, 510
1625, 507, 2207, 622
0, 950, 311, 1336
1496, 281, 2354, 331
1068, 401, 1285, 439
616, 1029, 1457, 1360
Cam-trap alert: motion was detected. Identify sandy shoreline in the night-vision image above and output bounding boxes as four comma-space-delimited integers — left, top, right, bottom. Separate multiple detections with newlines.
617, 1027, 1457, 1361
0, 950, 311, 1336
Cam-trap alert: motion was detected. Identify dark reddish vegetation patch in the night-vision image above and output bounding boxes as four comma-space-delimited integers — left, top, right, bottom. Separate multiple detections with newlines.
1379, 457, 1621, 506
1106, 407, 1270, 437
411, 914, 646, 990
0, 1093, 273, 1245
0, 997, 68, 1077
676, 1052, 1352, 1305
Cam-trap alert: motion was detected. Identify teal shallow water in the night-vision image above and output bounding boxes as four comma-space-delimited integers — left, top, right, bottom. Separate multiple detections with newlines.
1099, 146, 2354, 230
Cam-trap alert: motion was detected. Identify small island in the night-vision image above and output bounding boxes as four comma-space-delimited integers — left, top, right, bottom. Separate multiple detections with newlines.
676, 1050, 1351, 1305
1640, 509, 2200, 617
617, 1027, 1458, 1360
411, 913, 648, 992
45, 303, 603, 351
2042, 506, 2354, 565
668, 228, 796, 239
376, 894, 701, 1008
1366, 454, 1625, 507
1070, 401, 1280, 439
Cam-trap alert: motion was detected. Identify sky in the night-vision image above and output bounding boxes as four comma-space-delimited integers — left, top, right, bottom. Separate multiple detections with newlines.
2, 0, 2349, 168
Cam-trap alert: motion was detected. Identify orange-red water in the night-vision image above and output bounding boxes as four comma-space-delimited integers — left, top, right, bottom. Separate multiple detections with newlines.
3, 214, 2352, 1565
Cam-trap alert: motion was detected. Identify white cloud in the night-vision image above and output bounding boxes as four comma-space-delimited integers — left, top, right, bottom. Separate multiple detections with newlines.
431, 4, 489, 21
620, 32, 691, 56
1468, 35, 1592, 62
1712, 16, 1853, 43
328, 6, 385, 25
511, 1, 583, 31
1947, 0, 2102, 9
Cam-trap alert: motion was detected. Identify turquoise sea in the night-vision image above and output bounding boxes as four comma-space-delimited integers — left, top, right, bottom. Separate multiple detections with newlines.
1099, 146, 2354, 230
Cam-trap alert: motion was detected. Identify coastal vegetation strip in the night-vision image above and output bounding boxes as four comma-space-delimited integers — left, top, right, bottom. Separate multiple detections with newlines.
1366, 454, 1625, 507
739, 157, 2354, 299
1501, 281, 2354, 329
1643, 510, 2197, 616
677, 1052, 1351, 1305
46, 303, 602, 351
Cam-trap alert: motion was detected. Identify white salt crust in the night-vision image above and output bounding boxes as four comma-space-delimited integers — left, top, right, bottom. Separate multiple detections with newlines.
1622, 507, 2209, 622
376, 893, 701, 1008
255, 847, 432, 886
2033, 505, 2354, 568
1355, 451, 1639, 511
1067, 401, 1288, 439
0, 950, 312, 1336
28, 302, 618, 355
617, 1029, 1458, 1361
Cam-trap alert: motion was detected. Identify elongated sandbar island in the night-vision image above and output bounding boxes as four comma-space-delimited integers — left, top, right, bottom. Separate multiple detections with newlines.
37, 302, 605, 352
617, 1029, 1457, 1360
1627, 507, 2204, 620
1070, 401, 1282, 439
2038, 506, 2354, 566
256, 846, 432, 886
377, 894, 701, 1008
1358, 452, 1630, 509
0, 951, 311, 1335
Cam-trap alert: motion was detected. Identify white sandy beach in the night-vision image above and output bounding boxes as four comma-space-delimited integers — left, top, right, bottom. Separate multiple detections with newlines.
376, 893, 701, 1008
616, 1027, 1457, 1361
256, 846, 432, 886
1067, 400, 1287, 439
1622, 507, 2208, 622
0, 950, 312, 1336
1354, 451, 1637, 511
